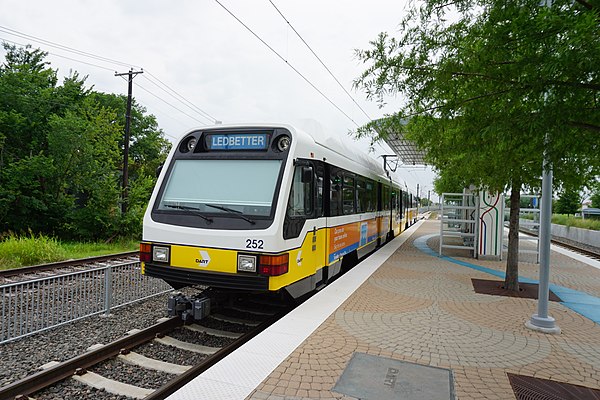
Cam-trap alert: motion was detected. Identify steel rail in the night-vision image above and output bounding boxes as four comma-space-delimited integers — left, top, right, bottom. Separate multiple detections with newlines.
145, 307, 292, 400
0, 251, 139, 278
519, 227, 600, 261
549, 236, 600, 261
0, 317, 181, 400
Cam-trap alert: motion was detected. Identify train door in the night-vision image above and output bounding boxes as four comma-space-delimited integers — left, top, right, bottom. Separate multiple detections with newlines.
376, 182, 383, 244
283, 160, 327, 287
313, 163, 327, 281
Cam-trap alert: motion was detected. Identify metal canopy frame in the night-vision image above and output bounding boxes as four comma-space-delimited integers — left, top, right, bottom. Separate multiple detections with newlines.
383, 130, 428, 166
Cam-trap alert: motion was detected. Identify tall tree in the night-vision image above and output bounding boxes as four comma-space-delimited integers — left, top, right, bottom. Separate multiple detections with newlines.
0, 43, 171, 239
555, 188, 581, 215
592, 185, 600, 208
354, 0, 600, 290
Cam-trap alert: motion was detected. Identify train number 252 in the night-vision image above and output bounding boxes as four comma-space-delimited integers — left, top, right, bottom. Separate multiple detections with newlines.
245, 239, 264, 249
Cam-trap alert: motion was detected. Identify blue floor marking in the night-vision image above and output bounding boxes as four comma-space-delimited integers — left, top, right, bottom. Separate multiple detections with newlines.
414, 234, 600, 324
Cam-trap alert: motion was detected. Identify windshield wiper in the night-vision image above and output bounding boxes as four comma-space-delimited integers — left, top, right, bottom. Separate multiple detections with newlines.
164, 204, 213, 223
205, 203, 256, 225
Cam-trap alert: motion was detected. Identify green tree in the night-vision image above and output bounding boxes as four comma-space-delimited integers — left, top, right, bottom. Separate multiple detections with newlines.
592, 190, 600, 209
555, 188, 581, 215
0, 43, 171, 240
589, 180, 600, 208
90, 92, 171, 235
354, 0, 600, 291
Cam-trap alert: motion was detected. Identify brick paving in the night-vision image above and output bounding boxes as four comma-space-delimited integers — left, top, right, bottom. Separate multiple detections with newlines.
247, 220, 600, 400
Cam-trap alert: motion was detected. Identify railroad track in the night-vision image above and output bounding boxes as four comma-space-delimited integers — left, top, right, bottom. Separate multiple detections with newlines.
518, 228, 600, 262
0, 251, 139, 282
0, 293, 292, 400
549, 236, 600, 262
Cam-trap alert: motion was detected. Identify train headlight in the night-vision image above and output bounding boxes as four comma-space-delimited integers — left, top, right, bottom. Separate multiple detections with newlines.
153, 246, 170, 263
187, 138, 197, 152
276, 135, 291, 152
237, 254, 257, 273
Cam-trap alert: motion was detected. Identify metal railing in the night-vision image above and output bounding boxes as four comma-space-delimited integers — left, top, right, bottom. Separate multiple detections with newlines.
439, 192, 479, 257
1, 261, 172, 344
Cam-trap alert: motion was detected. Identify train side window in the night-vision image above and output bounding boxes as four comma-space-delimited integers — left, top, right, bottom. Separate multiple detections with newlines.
343, 174, 355, 215
356, 177, 365, 213
288, 166, 314, 217
330, 169, 343, 217
382, 185, 390, 211
366, 180, 376, 212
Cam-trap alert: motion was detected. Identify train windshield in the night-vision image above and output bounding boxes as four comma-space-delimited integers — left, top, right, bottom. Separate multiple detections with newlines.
157, 159, 282, 217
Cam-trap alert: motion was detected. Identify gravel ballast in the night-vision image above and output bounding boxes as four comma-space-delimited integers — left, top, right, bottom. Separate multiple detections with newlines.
0, 293, 173, 395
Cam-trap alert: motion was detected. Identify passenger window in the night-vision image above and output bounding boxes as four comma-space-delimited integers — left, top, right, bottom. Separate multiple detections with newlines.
343, 175, 355, 215
330, 170, 343, 217
366, 180, 376, 212
383, 185, 390, 211
356, 178, 366, 213
288, 166, 313, 217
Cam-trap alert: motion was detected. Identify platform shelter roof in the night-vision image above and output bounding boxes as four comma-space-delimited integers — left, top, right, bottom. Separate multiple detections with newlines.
373, 118, 428, 166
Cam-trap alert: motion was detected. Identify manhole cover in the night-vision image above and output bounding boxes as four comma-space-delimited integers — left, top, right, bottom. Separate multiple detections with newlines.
332, 352, 455, 400
508, 373, 600, 400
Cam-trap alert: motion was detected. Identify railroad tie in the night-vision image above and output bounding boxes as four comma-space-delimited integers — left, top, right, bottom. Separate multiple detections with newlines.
118, 351, 191, 374
154, 336, 221, 355
72, 371, 153, 399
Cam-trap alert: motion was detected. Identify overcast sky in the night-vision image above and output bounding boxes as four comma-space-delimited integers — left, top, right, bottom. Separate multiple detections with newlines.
0, 0, 437, 199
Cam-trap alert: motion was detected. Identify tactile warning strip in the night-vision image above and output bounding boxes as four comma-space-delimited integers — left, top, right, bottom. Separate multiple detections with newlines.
507, 373, 600, 400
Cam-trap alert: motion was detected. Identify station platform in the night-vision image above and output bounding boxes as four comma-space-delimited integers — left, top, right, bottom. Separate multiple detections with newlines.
167, 218, 600, 400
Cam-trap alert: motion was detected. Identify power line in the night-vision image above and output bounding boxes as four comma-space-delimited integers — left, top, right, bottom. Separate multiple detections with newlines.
267, 0, 372, 122
0, 25, 137, 69
142, 72, 217, 124
1, 36, 206, 129
135, 82, 210, 126
213, 0, 359, 127
0, 36, 116, 72
0, 27, 220, 127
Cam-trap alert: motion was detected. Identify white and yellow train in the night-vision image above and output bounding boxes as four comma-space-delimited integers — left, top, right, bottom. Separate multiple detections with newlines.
140, 124, 418, 299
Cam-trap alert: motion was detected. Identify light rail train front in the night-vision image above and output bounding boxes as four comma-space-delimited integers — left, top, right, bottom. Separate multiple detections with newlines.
140, 123, 415, 299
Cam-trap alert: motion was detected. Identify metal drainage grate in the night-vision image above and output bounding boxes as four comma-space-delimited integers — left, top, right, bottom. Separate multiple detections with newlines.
508, 373, 600, 400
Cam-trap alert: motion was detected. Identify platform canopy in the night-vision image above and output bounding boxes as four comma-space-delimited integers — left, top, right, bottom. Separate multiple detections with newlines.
372, 118, 428, 165
384, 132, 428, 166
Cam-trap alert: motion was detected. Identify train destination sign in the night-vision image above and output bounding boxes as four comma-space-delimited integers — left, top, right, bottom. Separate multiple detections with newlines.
207, 133, 269, 150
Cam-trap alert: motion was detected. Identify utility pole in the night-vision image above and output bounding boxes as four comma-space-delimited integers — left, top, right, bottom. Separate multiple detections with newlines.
115, 69, 143, 214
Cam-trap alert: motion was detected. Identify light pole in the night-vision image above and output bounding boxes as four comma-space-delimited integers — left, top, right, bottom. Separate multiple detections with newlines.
525, 0, 560, 334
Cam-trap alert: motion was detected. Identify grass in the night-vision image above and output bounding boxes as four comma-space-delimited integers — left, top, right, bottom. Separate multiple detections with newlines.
520, 213, 600, 231
0, 233, 139, 270
551, 214, 600, 231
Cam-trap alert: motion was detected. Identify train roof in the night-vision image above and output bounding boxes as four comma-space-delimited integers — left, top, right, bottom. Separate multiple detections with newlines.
176, 122, 407, 190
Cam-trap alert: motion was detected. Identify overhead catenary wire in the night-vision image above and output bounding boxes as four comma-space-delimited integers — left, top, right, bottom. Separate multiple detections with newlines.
267, 0, 372, 122
142, 72, 218, 124
0, 36, 116, 72
134, 82, 210, 126
213, 0, 360, 128
0, 26, 220, 129
0, 25, 138, 69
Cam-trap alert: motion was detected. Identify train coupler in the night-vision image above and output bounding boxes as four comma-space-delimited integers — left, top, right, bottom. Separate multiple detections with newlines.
167, 293, 211, 323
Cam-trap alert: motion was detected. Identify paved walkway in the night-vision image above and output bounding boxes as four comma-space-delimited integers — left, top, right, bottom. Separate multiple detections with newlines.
248, 219, 600, 400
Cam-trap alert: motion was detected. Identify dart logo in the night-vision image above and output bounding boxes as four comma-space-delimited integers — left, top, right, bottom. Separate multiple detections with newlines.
195, 251, 211, 267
